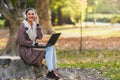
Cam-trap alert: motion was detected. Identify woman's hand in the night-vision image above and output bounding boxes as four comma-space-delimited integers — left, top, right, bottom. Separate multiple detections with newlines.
38, 43, 46, 46
34, 13, 39, 24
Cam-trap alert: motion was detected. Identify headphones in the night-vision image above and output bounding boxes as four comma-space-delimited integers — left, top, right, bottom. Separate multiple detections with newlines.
23, 8, 36, 19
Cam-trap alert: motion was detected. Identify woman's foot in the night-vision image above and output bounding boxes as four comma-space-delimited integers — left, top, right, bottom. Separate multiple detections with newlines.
46, 70, 60, 79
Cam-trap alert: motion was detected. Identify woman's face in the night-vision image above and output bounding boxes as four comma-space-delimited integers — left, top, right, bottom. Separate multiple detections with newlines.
26, 10, 36, 22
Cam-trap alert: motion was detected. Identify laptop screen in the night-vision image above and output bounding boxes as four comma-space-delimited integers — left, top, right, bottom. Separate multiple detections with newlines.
46, 33, 61, 46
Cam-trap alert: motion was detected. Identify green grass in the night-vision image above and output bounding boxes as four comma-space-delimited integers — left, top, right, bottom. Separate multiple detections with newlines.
57, 49, 120, 80
58, 62, 120, 80
54, 25, 120, 37
0, 20, 5, 28
54, 25, 120, 80
0, 25, 120, 79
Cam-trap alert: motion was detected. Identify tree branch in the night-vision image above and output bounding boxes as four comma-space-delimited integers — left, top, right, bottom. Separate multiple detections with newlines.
0, 0, 14, 21
16, 0, 26, 10
0, 0, 4, 8
3, 0, 13, 9
0, 6, 13, 21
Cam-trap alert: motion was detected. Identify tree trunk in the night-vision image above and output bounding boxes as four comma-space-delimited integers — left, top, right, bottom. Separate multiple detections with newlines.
1, 15, 23, 55
35, 0, 54, 34
57, 6, 63, 25
2, 22, 19, 56
0, 0, 24, 55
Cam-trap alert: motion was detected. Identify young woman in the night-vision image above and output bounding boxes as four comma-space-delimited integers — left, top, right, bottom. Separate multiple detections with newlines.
18, 8, 60, 79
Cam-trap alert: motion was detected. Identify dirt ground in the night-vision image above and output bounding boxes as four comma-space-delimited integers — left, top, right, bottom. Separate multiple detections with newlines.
57, 37, 120, 50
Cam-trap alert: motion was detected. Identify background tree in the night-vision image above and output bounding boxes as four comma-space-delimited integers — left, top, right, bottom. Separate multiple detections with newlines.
35, 0, 54, 34
87, 0, 120, 14
70, 0, 87, 23
50, 0, 87, 25
50, 0, 65, 25
0, 0, 26, 55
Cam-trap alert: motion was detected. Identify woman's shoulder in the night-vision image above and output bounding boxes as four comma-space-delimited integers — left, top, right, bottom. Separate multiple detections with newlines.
20, 23, 25, 28
19, 23, 26, 31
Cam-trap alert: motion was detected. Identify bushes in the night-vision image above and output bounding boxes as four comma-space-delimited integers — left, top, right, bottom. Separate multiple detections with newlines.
110, 16, 120, 24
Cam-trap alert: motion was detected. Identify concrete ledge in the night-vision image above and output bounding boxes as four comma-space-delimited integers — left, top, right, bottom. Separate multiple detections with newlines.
0, 56, 21, 60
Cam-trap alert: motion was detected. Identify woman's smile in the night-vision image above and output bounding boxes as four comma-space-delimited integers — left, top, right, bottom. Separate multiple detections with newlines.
26, 10, 35, 22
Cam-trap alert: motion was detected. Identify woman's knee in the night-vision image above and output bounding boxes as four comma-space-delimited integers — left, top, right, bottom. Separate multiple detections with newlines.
46, 47, 52, 51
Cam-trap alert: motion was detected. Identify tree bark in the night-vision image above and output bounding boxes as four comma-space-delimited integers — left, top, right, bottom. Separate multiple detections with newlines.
1, 20, 22, 56
35, 0, 54, 34
2, 22, 19, 55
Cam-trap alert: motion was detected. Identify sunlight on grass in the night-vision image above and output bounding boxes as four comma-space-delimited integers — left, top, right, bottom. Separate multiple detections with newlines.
0, 38, 8, 49
54, 25, 120, 37
0, 43, 6, 47
107, 31, 120, 37
0, 20, 5, 27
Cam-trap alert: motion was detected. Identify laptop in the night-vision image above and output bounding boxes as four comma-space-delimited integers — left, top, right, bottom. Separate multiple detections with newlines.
33, 33, 61, 49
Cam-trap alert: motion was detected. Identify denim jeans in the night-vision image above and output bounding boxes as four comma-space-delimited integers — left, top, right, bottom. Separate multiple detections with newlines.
45, 46, 57, 71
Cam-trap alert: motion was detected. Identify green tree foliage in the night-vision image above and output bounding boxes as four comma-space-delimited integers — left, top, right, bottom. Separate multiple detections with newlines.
85, 0, 120, 23
50, 0, 87, 25
70, 0, 87, 23
87, 0, 120, 14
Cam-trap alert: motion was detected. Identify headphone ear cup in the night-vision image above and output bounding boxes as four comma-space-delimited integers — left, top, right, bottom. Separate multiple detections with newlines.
24, 14, 26, 19
23, 12, 26, 19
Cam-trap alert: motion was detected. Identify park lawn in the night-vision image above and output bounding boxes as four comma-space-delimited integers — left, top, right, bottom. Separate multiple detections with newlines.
53, 25, 120, 80
54, 25, 120, 37
0, 25, 120, 79
57, 50, 120, 80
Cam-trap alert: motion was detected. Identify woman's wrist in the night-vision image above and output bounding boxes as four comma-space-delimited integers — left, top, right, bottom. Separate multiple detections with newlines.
35, 19, 39, 24
37, 24, 39, 27
36, 21, 39, 24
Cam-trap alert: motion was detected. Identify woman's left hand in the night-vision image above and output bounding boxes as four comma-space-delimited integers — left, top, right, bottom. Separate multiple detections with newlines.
34, 14, 39, 24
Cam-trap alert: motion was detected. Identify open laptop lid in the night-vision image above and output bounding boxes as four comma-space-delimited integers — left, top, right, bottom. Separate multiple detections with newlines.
46, 33, 61, 47
33, 33, 61, 48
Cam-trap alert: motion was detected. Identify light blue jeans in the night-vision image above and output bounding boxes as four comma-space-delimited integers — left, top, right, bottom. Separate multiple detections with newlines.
45, 46, 57, 71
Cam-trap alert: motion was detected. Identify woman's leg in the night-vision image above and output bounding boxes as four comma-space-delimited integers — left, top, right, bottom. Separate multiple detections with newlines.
52, 46, 57, 69
45, 46, 57, 71
45, 47, 60, 79
45, 47, 53, 71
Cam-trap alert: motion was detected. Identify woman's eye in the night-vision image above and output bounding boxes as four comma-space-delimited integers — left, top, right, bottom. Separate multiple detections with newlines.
27, 13, 34, 15
32, 13, 34, 15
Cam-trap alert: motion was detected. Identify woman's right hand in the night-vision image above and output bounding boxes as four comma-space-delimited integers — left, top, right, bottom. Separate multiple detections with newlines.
34, 13, 39, 24
38, 43, 45, 46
